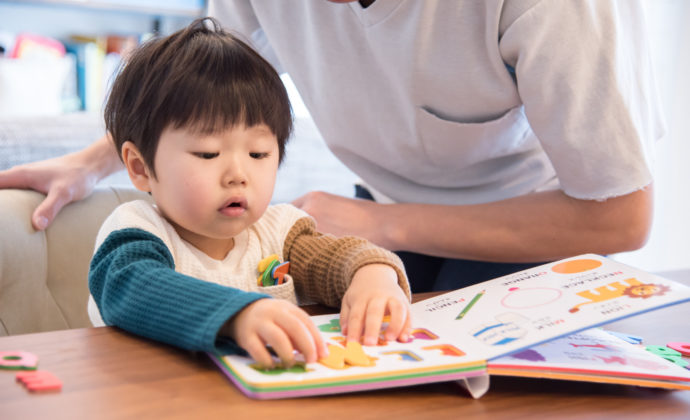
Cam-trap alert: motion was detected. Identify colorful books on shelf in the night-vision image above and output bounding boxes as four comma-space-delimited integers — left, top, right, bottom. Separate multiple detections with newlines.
209, 254, 690, 399
64, 34, 137, 113
65, 35, 106, 113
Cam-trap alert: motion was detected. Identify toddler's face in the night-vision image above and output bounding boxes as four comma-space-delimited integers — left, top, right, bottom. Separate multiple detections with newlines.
148, 123, 279, 259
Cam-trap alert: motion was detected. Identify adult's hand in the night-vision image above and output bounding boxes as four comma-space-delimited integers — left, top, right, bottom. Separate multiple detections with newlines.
292, 191, 392, 248
0, 135, 123, 230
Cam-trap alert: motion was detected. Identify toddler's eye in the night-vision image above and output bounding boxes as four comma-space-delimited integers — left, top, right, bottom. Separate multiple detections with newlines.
250, 152, 270, 159
193, 152, 219, 159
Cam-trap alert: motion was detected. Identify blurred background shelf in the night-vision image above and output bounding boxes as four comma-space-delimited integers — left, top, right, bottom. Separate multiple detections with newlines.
0, 0, 205, 17
0, 0, 207, 117
0, 0, 205, 43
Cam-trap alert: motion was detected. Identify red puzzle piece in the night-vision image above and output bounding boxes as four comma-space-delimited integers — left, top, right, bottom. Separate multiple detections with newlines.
16, 370, 62, 392
667, 342, 690, 357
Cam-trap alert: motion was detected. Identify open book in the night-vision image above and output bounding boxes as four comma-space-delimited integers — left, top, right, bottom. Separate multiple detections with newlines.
209, 254, 690, 399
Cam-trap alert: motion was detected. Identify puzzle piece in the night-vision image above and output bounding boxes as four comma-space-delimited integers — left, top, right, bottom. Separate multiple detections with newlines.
0, 351, 38, 370
645, 345, 689, 368
318, 342, 377, 369
646, 345, 681, 358
318, 319, 341, 333
319, 344, 347, 369
16, 370, 62, 392
667, 342, 690, 357
344, 341, 377, 367
261, 259, 280, 286
272, 261, 290, 285
258, 254, 279, 272
249, 362, 309, 375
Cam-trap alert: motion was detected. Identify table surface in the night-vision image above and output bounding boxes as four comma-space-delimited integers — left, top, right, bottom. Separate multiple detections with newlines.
2, 274, 690, 420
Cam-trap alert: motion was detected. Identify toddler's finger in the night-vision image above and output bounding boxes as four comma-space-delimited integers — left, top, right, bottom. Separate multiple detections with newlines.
401, 310, 412, 342
295, 310, 328, 360
274, 311, 318, 365
339, 304, 350, 337
259, 321, 297, 367
382, 298, 407, 341
242, 334, 274, 368
345, 301, 367, 344
362, 299, 386, 346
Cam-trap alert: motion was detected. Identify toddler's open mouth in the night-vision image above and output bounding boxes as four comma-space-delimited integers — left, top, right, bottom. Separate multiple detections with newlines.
219, 198, 248, 216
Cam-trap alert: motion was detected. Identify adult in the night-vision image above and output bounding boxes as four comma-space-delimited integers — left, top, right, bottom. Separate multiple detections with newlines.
0, 0, 663, 292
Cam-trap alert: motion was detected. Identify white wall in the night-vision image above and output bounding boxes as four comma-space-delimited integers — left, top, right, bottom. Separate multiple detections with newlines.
613, 0, 690, 272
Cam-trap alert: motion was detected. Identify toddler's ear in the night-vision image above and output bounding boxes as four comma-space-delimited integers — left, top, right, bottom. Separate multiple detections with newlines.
121, 141, 153, 192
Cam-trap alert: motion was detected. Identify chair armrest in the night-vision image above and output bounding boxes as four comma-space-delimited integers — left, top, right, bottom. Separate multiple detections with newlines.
0, 187, 150, 336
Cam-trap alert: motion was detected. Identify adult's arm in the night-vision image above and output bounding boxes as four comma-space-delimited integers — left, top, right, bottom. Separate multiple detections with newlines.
0, 134, 123, 230
295, 1, 658, 262
293, 185, 653, 263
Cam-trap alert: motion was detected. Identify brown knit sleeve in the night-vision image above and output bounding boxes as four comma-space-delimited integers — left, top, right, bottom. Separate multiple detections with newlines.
283, 217, 411, 309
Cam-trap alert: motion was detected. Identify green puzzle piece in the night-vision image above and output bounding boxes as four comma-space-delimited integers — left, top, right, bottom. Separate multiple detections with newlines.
250, 362, 308, 375
318, 318, 341, 333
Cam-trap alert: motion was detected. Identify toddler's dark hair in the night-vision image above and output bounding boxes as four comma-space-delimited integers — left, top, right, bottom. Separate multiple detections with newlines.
105, 17, 292, 177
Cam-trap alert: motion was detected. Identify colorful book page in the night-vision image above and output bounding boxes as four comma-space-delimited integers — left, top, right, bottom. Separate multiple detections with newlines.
488, 328, 690, 390
212, 254, 690, 399
411, 254, 690, 362
213, 313, 486, 399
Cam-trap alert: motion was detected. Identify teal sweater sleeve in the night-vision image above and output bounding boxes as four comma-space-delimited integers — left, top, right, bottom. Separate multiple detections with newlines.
88, 228, 269, 355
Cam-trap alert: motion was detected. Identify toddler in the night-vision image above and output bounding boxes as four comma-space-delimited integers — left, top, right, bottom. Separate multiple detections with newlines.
88, 18, 411, 367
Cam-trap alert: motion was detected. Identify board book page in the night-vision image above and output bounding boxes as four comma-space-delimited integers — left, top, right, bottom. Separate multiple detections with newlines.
211, 254, 690, 399
488, 328, 690, 390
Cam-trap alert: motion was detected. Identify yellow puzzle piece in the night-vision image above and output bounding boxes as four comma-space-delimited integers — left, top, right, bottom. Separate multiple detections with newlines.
344, 341, 376, 367
258, 254, 279, 272
318, 342, 377, 369
319, 344, 347, 369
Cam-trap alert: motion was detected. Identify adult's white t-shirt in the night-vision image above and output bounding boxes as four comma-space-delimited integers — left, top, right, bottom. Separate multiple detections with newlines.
210, 0, 664, 205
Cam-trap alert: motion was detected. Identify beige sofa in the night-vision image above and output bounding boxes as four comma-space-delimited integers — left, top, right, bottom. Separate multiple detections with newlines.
0, 187, 150, 336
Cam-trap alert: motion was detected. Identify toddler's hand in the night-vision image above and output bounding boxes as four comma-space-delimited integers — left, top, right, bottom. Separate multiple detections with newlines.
224, 299, 328, 368
340, 264, 411, 346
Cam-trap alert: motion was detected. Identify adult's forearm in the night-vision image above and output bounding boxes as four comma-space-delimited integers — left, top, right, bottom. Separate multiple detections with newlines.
83, 133, 125, 182
379, 185, 654, 262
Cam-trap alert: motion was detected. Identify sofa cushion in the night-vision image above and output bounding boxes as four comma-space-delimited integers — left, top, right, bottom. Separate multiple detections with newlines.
0, 187, 150, 336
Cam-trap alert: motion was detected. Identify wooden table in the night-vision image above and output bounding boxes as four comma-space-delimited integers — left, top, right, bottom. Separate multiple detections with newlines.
2, 275, 690, 420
